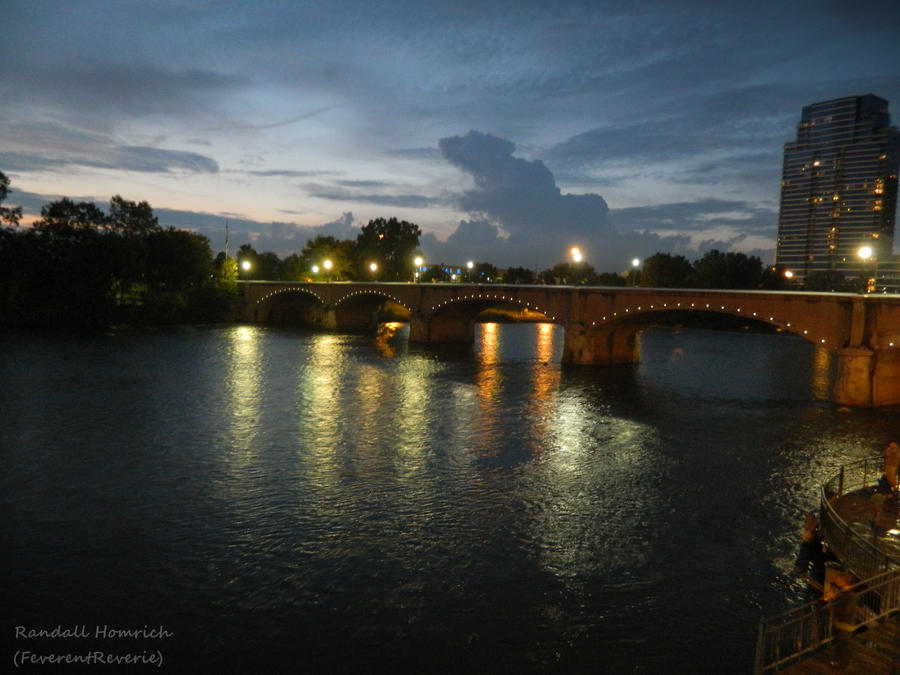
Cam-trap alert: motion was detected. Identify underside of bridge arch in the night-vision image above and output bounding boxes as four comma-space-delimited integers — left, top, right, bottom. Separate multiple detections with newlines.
252, 291, 325, 326
332, 295, 411, 333
563, 310, 792, 365
414, 300, 553, 343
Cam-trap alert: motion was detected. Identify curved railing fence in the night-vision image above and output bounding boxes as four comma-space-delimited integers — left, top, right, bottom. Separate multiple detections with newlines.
754, 457, 900, 674
819, 457, 899, 579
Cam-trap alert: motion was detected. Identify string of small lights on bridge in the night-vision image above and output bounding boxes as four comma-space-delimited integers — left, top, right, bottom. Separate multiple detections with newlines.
251, 286, 897, 350
428, 293, 900, 349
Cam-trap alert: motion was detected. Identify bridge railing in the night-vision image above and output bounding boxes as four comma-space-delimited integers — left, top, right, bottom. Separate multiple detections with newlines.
753, 457, 900, 674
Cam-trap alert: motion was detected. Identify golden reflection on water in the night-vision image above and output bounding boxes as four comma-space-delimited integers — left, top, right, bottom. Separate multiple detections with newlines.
373, 321, 403, 357
476, 323, 502, 404
299, 334, 344, 474
226, 325, 262, 459
530, 323, 561, 408
810, 345, 832, 400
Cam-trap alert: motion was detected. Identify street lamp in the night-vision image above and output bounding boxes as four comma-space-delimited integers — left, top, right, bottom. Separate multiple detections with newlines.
858, 245, 874, 293
571, 247, 582, 263
414, 256, 423, 282
240, 259, 251, 278
631, 258, 640, 287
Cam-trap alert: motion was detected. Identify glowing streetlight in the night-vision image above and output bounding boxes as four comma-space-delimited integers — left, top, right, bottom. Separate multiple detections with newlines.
631, 258, 641, 287
570, 247, 582, 263
858, 245, 875, 293
312, 264, 319, 274
784, 270, 793, 280
323, 259, 333, 270
241, 260, 251, 272
413, 256, 424, 283
369, 262, 378, 273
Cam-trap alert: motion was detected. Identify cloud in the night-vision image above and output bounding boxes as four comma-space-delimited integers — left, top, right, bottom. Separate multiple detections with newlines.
438, 130, 611, 241
0, 120, 218, 175
424, 130, 779, 271
305, 181, 447, 209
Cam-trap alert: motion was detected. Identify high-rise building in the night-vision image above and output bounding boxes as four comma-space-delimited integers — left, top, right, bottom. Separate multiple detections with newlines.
775, 94, 899, 288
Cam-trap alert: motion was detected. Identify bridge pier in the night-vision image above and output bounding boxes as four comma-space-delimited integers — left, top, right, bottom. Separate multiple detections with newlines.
833, 344, 900, 407
409, 314, 475, 343
562, 324, 638, 365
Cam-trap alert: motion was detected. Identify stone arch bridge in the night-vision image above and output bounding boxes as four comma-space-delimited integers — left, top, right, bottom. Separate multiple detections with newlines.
238, 281, 900, 407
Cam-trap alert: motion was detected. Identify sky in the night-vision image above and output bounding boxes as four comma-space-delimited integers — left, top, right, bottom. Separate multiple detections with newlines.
2, 0, 899, 273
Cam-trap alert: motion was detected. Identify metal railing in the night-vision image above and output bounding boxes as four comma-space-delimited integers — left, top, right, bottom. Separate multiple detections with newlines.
819, 457, 899, 578
754, 568, 900, 673
753, 457, 900, 673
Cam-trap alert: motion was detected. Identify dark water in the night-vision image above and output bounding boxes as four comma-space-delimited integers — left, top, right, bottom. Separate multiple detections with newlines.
2, 323, 898, 673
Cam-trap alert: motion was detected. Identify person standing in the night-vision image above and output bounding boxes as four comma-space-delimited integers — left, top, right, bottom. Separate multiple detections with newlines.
826, 573, 858, 669
884, 441, 899, 490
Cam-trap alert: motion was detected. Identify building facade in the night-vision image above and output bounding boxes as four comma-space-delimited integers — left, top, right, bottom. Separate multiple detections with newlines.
775, 94, 899, 289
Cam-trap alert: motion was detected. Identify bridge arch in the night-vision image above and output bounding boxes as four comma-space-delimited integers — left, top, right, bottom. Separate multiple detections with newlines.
563, 306, 820, 366
249, 287, 326, 325
331, 289, 412, 333
415, 292, 558, 343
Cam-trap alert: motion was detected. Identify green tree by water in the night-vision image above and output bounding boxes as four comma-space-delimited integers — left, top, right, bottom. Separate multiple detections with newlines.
355, 217, 421, 281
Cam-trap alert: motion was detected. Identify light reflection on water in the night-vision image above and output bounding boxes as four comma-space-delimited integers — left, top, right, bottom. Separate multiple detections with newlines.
2, 322, 898, 673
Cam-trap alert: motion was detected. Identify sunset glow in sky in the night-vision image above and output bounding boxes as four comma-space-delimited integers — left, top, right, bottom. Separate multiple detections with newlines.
2, 0, 899, 271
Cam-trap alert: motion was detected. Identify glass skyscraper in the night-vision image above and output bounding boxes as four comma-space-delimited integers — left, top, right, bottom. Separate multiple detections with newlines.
775, 94, 899, 288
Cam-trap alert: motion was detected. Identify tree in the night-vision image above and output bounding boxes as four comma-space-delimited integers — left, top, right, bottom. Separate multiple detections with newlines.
641, 253, 694, 288
145, 227, 213, 294
355, 217, 421, 281
503, 266, 536, 284
0, 171, 22, 226
300, 235, 353, 280
108, 195, 159, 235
34, 198, 108, 233
595, 272, 627, 287
282, 253, 304, 281
538, 262, 598, 285
804, 270, 852, 292
257, 251, 284, 280
237, 244, 260, 279
213, 252, 239, 283
692, 249, 763, 289
471, 262, 499, 282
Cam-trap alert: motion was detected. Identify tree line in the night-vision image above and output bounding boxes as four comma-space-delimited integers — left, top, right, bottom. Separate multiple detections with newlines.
1, 170, 791, 328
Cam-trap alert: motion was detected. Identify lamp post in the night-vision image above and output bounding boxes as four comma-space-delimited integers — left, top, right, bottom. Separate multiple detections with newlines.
240, 259, 252, 279
858, 245, 873, 293
631, 258, 640, 287
369, 262, 378, 279
570, 247, 582, 263
414, 256, 423, 283
466, 260, 474, 282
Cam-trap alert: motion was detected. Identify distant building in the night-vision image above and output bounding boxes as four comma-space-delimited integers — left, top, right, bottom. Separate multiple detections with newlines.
775, 94, 899, 290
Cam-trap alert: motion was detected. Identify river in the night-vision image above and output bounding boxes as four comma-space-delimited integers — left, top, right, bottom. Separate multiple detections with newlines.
2, 323, 898, 673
